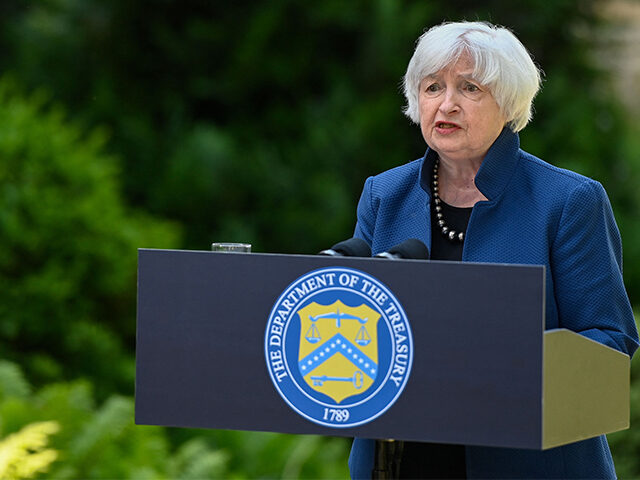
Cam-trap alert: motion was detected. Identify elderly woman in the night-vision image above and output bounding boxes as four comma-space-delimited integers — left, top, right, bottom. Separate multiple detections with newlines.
349, 21, 639, 479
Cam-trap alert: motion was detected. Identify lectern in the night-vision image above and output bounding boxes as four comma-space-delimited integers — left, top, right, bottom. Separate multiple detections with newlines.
135, 249, 629, 450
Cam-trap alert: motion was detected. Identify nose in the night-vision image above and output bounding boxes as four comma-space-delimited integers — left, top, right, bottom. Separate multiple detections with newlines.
438, 88, 461, 114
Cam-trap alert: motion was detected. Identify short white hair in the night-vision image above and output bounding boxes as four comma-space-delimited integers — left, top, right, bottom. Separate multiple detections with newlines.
403, 21, 542, 132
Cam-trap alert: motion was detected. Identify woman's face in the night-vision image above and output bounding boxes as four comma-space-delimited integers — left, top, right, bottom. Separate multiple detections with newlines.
418, 54, 507, 166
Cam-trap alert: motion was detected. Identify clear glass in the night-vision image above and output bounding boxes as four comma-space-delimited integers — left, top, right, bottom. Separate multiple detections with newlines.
211, 242, 252, 253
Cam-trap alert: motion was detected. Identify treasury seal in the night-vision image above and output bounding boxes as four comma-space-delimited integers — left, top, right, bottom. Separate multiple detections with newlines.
265, 266, 413, 428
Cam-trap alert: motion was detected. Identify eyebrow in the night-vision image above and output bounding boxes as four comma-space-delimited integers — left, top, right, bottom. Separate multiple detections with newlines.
459, 73, 479, 82
423, 71, 478, 81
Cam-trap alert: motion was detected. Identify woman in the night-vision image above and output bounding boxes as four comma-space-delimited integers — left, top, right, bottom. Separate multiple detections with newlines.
349, 21, 639, 479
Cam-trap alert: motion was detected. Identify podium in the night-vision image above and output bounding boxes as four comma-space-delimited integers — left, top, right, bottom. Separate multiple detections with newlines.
135, 249, 629, 450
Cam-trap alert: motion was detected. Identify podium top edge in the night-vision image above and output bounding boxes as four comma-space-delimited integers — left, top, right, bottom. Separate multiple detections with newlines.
137, 248, 545, 271
545, 328, 630, 359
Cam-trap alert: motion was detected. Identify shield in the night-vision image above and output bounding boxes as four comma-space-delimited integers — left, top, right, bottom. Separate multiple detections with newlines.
297, 300, 380, 403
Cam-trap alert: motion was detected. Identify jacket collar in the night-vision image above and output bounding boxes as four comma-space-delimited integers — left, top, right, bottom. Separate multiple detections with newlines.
418, 127, 520, 202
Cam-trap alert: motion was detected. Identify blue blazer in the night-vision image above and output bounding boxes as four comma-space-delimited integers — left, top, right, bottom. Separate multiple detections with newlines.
349, 128, 639, 479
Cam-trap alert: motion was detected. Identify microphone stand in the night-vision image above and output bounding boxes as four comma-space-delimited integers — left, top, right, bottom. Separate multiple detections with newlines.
372, 439, 404, 479
371, 239, 428, 479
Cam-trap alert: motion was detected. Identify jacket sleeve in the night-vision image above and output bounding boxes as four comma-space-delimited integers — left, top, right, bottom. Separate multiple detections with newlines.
353, 176, 376, 246
551, 179, 639, 356
348, 438, 375, 479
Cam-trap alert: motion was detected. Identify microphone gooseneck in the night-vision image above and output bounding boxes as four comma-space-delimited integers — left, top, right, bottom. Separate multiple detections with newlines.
374, 238, 430, 260
318, 237, 371, 257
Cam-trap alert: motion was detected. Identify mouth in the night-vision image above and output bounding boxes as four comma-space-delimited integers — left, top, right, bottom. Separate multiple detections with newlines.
435, 121, 460, 129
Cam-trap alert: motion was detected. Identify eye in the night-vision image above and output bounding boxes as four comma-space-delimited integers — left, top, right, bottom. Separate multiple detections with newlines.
463, 82, 480, 93
425, 82, 441, 93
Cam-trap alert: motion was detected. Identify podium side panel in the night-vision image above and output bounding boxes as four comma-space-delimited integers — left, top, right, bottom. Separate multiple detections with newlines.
543, 329, 630, 449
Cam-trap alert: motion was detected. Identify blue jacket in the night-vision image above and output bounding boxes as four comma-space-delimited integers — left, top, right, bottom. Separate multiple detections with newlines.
349, 128, 639, 479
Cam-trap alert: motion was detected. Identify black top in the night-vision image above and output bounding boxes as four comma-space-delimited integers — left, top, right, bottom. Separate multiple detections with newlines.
430, 201, 473, 261
397, 199, 472, 479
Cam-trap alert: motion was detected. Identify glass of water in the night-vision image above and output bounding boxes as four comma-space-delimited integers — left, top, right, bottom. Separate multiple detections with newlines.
211, 242, 252, 253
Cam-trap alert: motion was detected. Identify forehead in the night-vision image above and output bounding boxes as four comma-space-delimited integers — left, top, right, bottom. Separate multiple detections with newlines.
426, 54, 476, 79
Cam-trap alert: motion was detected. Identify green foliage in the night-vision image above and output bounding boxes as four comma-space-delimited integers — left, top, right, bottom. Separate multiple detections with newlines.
166, 438, 229, 480
0, 362, 168, 479
0, 421, 59, 480
0, 362, 31, 399
0, 361, 349, 479
177, 429, 351, 479
2, 0, 637, 296
608, 123, 640, 302
0, 78, 181, 396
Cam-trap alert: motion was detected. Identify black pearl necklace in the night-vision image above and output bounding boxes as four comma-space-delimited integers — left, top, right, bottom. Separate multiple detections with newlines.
432, 158, 465, 243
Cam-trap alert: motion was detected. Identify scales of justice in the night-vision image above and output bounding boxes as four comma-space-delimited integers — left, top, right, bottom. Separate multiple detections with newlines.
304, 308, 372, 390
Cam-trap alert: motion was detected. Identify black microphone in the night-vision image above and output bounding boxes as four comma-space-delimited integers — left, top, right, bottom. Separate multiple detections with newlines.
318, 237, 371, 257
374, 238, 429, 260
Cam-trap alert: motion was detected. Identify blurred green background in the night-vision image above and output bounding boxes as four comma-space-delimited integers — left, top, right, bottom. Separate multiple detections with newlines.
0, 0, 639, 478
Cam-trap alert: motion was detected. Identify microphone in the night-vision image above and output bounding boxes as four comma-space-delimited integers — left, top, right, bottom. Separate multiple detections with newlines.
318, 238, 371, 257
374, 238, 429, 260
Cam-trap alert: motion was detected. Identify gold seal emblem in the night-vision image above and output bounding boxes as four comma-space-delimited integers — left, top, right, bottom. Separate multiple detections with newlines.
297, 300, 380, 403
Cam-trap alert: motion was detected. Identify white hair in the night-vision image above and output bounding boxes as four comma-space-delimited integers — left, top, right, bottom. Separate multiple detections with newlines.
403, 21, 542, 132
